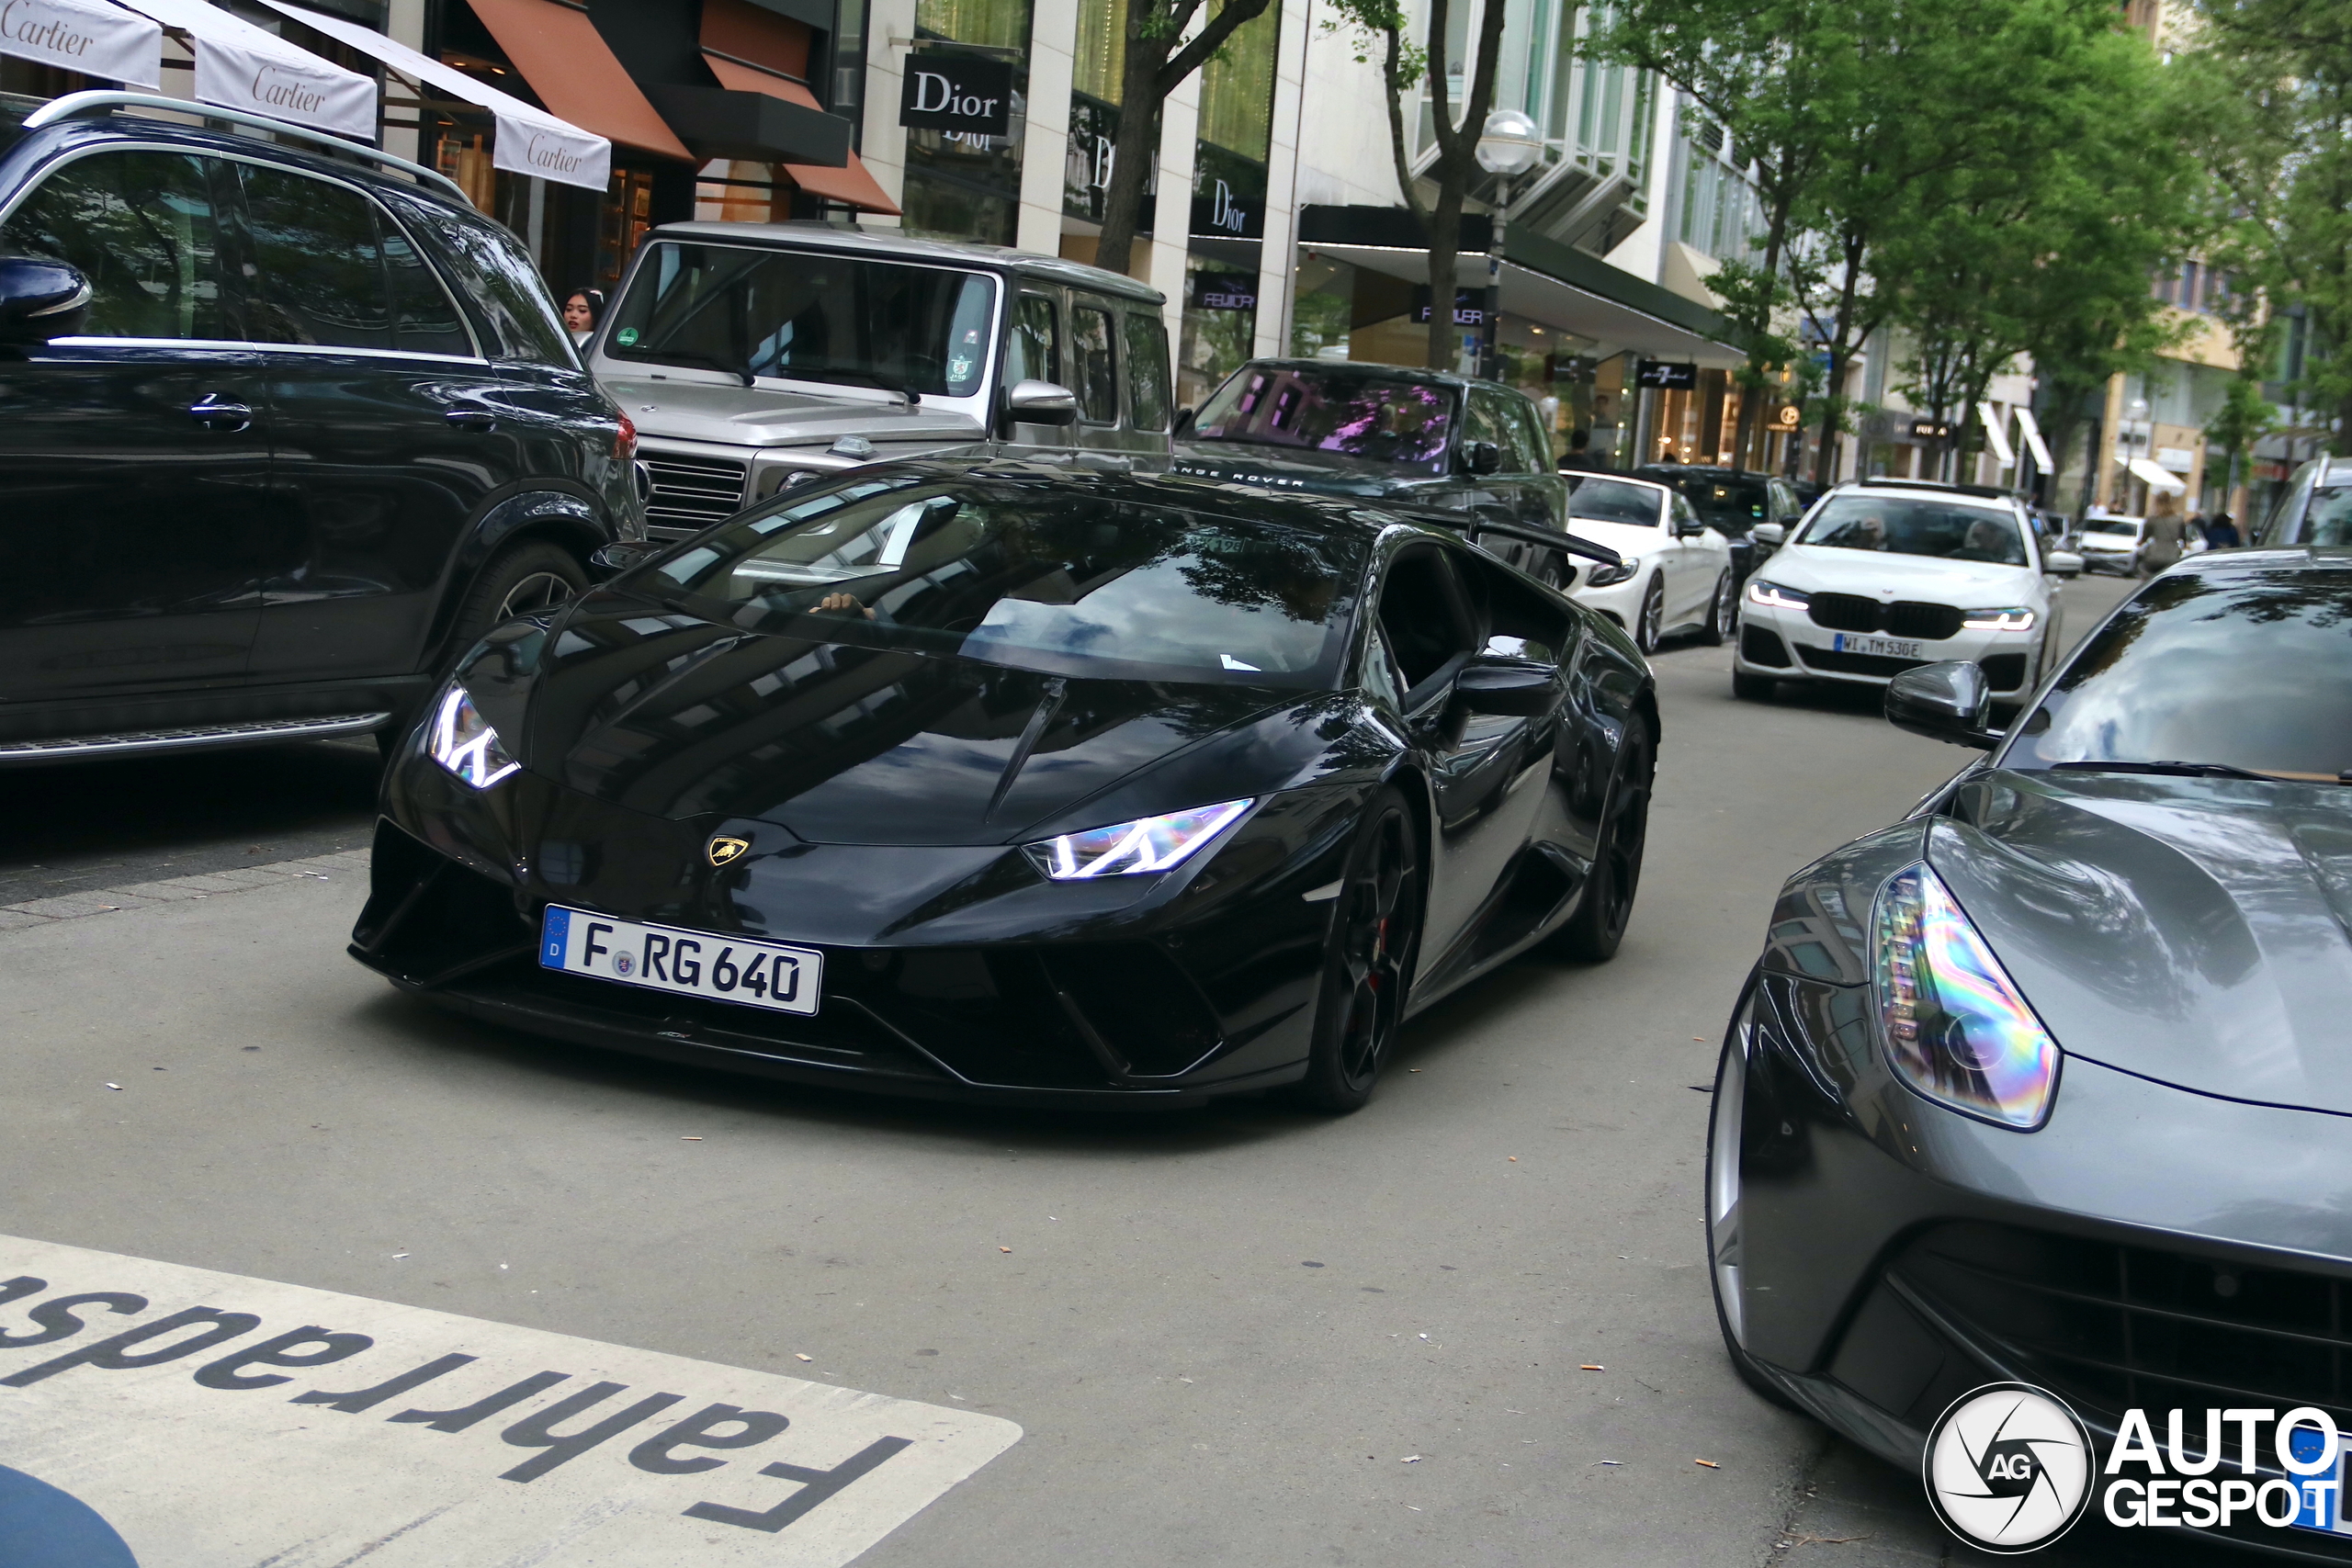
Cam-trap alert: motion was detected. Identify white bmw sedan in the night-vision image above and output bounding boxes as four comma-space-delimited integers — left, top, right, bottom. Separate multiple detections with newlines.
1562, 473, 1736, 653
1732, 480, 2080, 702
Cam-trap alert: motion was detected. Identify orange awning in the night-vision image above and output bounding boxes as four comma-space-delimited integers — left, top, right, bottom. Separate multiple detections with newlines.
701, 51, 900, 215
466, 0, 694, 162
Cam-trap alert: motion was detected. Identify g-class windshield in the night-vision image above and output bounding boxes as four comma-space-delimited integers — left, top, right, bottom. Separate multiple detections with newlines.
604, 241, 999, 400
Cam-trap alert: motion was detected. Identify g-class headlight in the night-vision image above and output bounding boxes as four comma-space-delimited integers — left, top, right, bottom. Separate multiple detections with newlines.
1870, 863, 2060, 1130
427, 685, 521, 789
1026, 799, 1252, 879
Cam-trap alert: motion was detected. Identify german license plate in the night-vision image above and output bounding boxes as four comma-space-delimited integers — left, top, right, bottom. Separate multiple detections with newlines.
1832, 632, 1923, 659
539, 906, 821, 1015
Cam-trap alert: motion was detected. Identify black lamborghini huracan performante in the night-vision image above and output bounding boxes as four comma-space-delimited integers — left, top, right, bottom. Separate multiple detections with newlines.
353, 462, 1657, 1109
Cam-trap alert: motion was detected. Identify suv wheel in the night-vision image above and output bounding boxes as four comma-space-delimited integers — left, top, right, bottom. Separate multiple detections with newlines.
451, 541, 586, 665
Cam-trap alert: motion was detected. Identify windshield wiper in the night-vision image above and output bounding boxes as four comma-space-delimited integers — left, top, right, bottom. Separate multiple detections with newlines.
2052, 760, 2276, 781
637, 349, 753, 387
791, 367, 920, 404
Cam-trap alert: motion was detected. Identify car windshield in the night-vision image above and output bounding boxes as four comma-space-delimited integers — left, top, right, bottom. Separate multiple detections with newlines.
1566, 479, 1663, 526
630, 476, 1364, 686
1190, 366, 1457, 474
1797, 495, 2028, 565
604, 242, 998, 400
2084, 517, 2143, 538
2007, 570, 2352, 780
2293, 488, 2352, 546
1686, 478, 1768, 534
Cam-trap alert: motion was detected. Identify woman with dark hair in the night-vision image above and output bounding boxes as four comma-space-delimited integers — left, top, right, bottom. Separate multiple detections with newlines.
561, 287, 605, 348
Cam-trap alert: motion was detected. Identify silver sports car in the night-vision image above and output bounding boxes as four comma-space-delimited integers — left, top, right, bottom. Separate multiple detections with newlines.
1711, 544, 2352, 1555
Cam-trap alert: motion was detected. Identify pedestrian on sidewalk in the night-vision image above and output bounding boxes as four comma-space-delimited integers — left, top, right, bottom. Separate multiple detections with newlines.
2204, 511, 2242, 549
2141, 496, 2189, 575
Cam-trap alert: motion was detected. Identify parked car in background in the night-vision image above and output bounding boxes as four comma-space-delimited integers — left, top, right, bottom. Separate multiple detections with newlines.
1561, 473, 1735, 652
2074, 513, 2146, 574
1631, 464, 1804, 586
589, 224, 1172, 539
2256, 453, 2352, 546
1170, 361, 1576, 586
1733, 479, 2080, 704
0, 91, 641, 766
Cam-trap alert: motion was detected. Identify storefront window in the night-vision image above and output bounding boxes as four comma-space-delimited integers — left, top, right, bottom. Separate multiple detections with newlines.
904, 0, 1032, 243
1180, 260, 1256, 408
1290, 257, 1353, 361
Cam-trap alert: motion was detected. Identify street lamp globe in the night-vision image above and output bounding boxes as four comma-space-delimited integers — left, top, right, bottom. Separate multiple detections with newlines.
1476, 109, 1544, 175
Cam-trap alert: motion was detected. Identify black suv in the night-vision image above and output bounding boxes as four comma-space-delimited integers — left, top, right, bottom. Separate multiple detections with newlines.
1169, 360, 1574, 584
1629, 464, 1804, 586
0, 92, 642, 764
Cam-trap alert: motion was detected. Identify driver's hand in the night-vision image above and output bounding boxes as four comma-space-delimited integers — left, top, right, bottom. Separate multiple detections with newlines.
817, 592, 876, 619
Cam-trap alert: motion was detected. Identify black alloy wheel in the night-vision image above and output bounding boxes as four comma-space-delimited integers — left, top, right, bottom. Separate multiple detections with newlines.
1551, 713, 1653, 961
450, 542, 588, 666
1535, 551, 1570, 592
1636, 575, 1666, 655
1700, 570, 1734, 646
1295, 789, 1423, 1113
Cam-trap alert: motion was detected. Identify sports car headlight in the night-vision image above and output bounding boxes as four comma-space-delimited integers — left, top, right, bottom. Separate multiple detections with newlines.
426, 684, 521, 789
1961, 606, 2037, 632
1582, 555, 1637, 588
1870, 863, 2060, 1130
1026, 799, 1252, 879
1745, 579, 1809, 610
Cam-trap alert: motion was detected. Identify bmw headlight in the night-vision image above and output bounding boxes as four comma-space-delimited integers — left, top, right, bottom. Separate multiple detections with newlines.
1961, 606, 2037, 632
1871, 863, 2060, 1129
1026, 799, 1252, 879
427, 684, 521, 789
1582, 556, 1637, 588
1745, 579, 1810, 610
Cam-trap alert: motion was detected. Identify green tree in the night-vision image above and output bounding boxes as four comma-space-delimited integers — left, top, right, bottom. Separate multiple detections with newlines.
1589, 0, 1879, 473
1093, 0, 1280, 277
1326, 0, 1512, 368
2190, 0, 2352, 448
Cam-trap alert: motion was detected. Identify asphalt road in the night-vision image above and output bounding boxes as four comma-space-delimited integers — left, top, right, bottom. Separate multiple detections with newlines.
0, 570, 2153, 1565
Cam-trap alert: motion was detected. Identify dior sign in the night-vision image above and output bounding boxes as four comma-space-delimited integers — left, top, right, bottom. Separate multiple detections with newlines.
899, 52, 1013, 137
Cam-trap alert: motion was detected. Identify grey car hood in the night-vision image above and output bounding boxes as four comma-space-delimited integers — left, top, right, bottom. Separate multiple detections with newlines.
604, 374, 987, 449
1929, 771, 2352, 1114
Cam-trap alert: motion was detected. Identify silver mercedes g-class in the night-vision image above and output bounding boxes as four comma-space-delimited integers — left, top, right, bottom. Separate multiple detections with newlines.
586, 223, 1174, 539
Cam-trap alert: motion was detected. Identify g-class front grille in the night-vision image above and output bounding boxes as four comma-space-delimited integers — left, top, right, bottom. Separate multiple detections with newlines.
642, 451, 749, 536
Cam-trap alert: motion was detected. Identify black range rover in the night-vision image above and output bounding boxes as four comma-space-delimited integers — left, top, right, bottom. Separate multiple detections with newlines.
0, 92, 643, 765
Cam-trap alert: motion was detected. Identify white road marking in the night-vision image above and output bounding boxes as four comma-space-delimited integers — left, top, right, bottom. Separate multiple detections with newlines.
0, 1235, 1021, 1566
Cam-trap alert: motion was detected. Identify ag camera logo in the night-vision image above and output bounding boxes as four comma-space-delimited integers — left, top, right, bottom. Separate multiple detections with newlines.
1923, 1383, 2095, 1553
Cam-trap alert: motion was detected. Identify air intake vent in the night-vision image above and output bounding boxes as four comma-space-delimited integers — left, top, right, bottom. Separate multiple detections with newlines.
642, 451, 748, 536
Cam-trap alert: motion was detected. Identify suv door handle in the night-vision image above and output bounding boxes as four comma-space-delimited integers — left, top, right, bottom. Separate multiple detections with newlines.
446, 408, 498, 432
188, 395, 253, 432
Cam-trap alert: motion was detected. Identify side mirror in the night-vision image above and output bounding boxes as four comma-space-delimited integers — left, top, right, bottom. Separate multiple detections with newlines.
1171, 404, 1195, 436
1005, 378, 1079, 426
589, 540, 664, 579
1461, 440, 1503, 477
1885, 660, 2000, 750
2046, 549, 2084, 579
0, 257, 91, 344
1453, 654, 1556, 716
1675, 515, 1710, 537
1750, 521, 1786, 547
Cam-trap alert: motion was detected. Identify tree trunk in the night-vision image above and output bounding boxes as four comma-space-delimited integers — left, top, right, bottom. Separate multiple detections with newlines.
1811, 246, 1865, 487
1730, 192, 1792, 476
1426, 179, 1464, 370
1091, 20, 1168, 277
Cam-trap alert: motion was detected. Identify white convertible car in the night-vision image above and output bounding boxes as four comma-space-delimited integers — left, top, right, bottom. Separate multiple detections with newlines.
1561, 473, 1735, 653
1732, 479, 2082, 702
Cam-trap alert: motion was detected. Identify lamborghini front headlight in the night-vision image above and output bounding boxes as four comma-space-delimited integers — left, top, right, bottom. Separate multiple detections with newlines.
1025, 799, 1252, 879
427, 685, 521, 789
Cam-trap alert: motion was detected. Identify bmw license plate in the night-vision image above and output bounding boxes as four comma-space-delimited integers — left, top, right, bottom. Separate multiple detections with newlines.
1831, 632, 1924, 659
539, 906, 821, 1016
